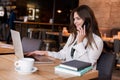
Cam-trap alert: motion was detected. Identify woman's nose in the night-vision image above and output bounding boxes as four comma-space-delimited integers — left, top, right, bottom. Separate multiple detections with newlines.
74, 20, 77, 24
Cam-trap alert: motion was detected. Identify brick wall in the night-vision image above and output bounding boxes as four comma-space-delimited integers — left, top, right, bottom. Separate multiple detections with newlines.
79, 0, 120, 29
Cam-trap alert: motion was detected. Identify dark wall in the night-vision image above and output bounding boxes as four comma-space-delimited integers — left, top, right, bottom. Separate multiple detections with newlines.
16, 0, 78, 23
55, 0, 79, 24
16, 0, 27, 17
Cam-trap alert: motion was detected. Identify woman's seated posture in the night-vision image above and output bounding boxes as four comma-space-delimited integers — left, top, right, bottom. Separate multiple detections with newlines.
26, 5, 103, 70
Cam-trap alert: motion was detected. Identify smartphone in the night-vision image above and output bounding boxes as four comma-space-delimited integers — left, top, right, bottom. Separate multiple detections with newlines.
82, 20, 88, 28
82, 21, 89, 32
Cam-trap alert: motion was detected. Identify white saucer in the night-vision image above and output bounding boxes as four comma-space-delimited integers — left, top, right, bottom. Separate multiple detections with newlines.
15, 67, 38, 74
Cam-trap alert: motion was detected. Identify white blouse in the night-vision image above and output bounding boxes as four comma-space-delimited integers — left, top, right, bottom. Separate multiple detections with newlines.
48, 33, 103, 69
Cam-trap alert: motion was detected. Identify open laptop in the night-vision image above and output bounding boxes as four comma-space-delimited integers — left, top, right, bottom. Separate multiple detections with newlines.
11, 30, 54, 63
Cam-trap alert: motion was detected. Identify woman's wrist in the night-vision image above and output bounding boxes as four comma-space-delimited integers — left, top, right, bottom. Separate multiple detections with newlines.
44, 51, 48, 56
77, 40, 83, 43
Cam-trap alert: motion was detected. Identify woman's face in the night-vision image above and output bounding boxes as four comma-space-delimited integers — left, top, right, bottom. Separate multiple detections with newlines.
73, 12, 84, 30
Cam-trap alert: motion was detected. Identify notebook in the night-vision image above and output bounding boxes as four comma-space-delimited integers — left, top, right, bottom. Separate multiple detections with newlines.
59, 60, 92, 71
10, 30, 53, 63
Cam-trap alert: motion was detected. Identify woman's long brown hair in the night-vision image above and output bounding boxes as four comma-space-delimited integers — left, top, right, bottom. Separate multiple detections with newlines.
69, 5, 101, 49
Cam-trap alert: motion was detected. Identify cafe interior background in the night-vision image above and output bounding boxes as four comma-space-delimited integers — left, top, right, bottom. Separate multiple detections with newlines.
0, 0, 120, 36
0, 0, 120, 79
0, 0, 120, 51
0, 0, 120, 32
0, 0, 120, 61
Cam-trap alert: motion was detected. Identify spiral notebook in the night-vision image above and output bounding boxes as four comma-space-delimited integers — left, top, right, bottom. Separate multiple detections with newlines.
11, 30, 53, 63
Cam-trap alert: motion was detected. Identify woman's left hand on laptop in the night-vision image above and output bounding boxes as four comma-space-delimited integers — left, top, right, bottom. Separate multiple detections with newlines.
25, 50, 48, 56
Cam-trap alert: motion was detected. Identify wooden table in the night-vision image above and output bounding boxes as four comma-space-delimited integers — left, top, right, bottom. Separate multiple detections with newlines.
0, 42, 14, 54
0, 54, 98, 80
102, 37, 113, 42
46, 32, 70, 37
14, 21, 69, 37
14, 21, 68, 26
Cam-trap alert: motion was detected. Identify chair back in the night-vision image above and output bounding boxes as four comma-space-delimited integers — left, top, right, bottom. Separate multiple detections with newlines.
22, 37, 43, 53
96, 52, 116, 80
114, 39, 120, 53
111, 28, 120, 36
58, 31, 66, 50
114, 39, 120, 64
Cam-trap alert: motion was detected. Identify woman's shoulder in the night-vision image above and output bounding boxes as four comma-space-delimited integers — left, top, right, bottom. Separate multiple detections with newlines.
93, 33, 103, 42
68, 33, 74, 39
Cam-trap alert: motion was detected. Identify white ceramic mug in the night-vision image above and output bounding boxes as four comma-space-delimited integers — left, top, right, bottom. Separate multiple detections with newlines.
24, 16, 28, 22
49, 18, 53, 24
14, 58, 35, 72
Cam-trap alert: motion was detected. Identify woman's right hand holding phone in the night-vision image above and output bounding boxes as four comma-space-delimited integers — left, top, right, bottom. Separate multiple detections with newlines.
77, 25, 86, 43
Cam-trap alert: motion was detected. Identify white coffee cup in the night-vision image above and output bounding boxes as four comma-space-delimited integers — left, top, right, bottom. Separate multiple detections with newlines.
49, 18, 53, 24
14, 58, 35, 72
24, 16, 28, 22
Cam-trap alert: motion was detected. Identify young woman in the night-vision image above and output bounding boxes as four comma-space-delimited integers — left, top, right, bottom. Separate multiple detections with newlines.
27, 5, 103, 69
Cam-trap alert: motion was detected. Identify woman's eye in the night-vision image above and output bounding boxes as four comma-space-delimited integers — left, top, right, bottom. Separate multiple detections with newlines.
76, 17, 81, 20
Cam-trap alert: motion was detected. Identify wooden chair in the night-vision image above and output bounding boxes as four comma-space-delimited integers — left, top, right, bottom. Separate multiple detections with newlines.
58, 31, 66, 50
42, 31, 56, 51
114, 39, 120, 54
27, 28, 52, 39
27, 28, 39, 39
96, 52, 116, 80
113, 39, 120, 69
27, 28, 56, 51
110, 28, 120, 37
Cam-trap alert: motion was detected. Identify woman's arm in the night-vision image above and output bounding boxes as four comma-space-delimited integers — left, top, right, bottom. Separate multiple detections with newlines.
47, 34, 73, 59
27, 34, 73, 60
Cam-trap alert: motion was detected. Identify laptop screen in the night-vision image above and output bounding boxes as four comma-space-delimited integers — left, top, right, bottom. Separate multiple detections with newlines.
11, 30, 24, 59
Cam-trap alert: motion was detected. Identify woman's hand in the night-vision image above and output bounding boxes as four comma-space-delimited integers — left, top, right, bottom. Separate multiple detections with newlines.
26, 50, 48, 56
77, 25, 86, 43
